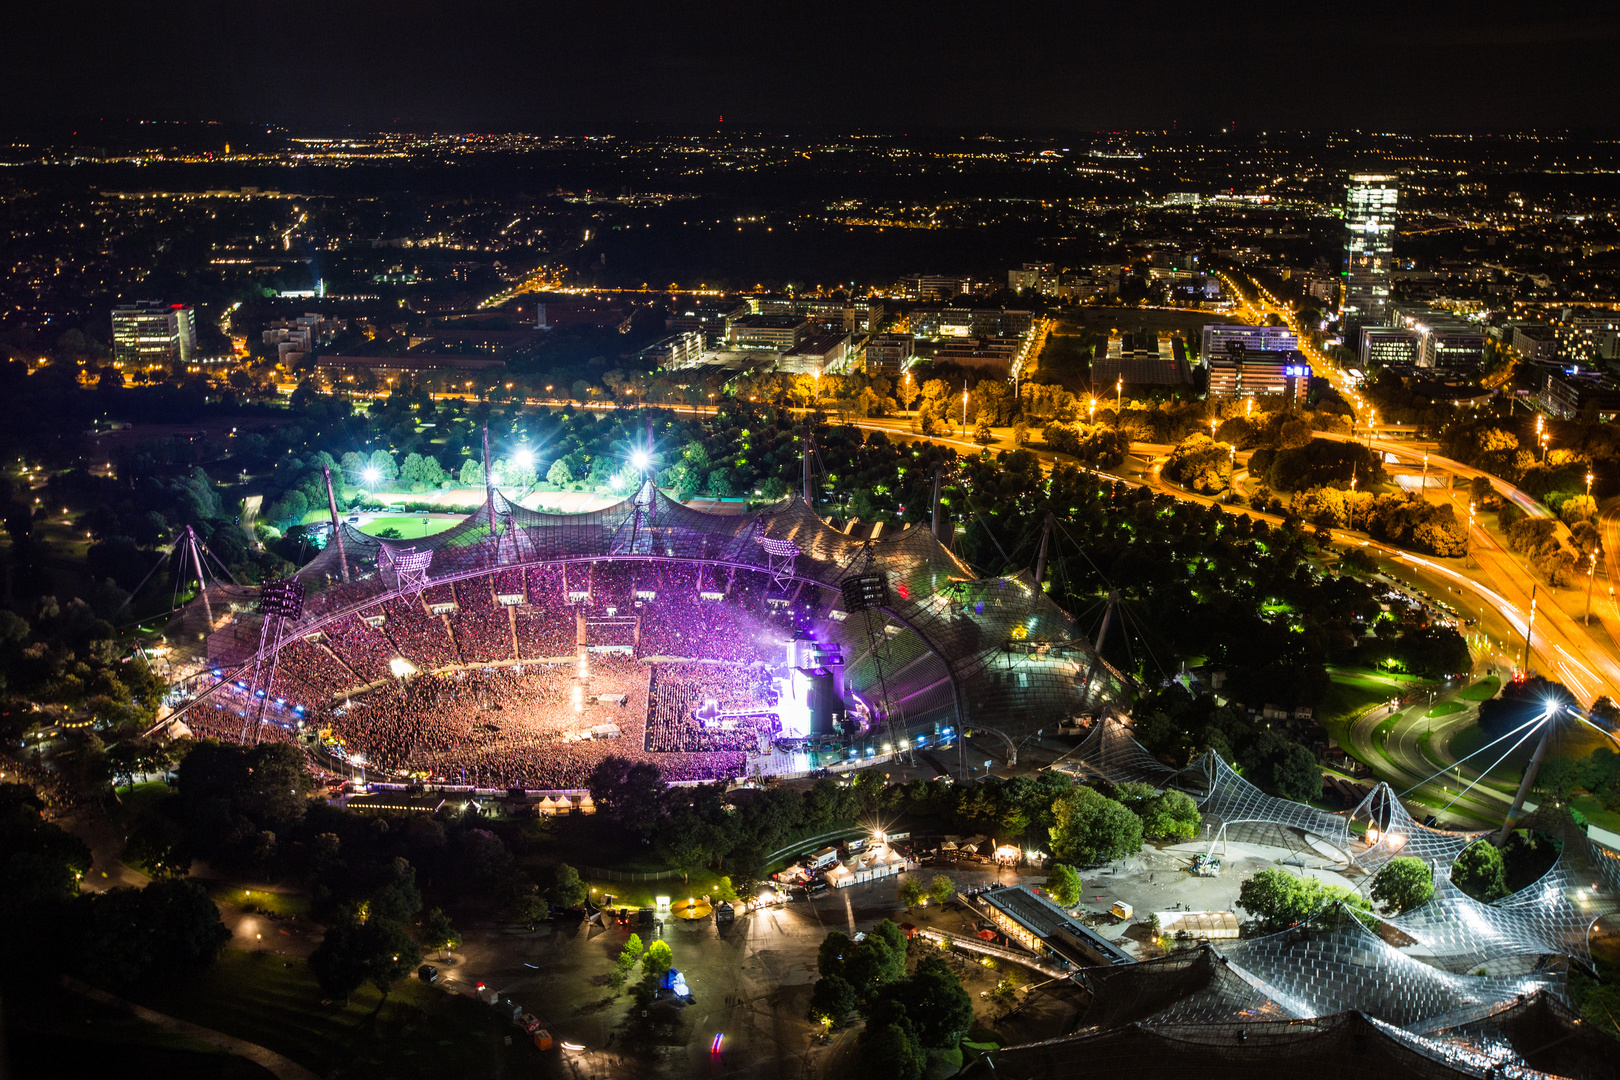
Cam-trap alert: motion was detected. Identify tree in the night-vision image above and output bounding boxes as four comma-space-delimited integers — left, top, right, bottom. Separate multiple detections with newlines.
1048, 785, 1143, 865
419, 907, 462, 959
644, 938, 673, 977
366, 449, 399, 484
552, 863, 587, 907
400, 453, 446, 492
889, 954, 974, 1049
546, 459, 572, 487
1452, 840, 1508, 902
588, 756, 667, 837
897, 876, 925, 908
655, 819, 711, 883
73, 879, 229, 989
927, 873, 956, 907
1137, 789, 1201, 841
1238, 867, 1370, 931
618, 933, 644, 975
856, 1022, 923, 1080
459, 459, 485, 487
1370, 856, 1434, 914
123, 814, 191, 878
974, 421, 995, 448
809, 973, 858, 1026
308, 916, 421, 1005
1045, 863, 1082, 906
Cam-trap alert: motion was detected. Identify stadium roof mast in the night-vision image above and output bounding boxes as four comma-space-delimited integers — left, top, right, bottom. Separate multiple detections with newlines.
1494, 700, 1620, 846
321, 464, 349, 583
931, 467, 945, 541
801, 421, 814, 505
1032, 513, 1053, 587
481, 425, 495, 507
111, 523, 238, 626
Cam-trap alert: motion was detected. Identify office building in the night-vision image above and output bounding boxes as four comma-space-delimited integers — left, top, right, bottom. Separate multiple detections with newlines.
1510, 324, 1559, 364
1201, 324, 1298, 359
865, 333, 914, 375
897, 274, 975, 301
112, 302, 197, 367
636, 331, 706, 370
1417, 324, 1487, 369
727, 314, 810, 350
909, 307, 1032, 339
1008, 263, 1055, 293
1358, 327, 1417, 368
931, 336, 1022, 373
1344, 174, 1398, 341
664, 299, 753, 340
1556, 318, 1620, 366
1093, 334, 1192, 389
779, 331, 851, 375
1541, 370, 1620, 421
1388, 305, 1486, 370
756, 297, 883, 334
1206, 349, 1310, 406
315, 354, 506, 383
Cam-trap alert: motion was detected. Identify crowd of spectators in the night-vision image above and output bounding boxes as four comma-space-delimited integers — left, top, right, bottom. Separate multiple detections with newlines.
315, 654, 762, 788
228, 559, 809, 788
645, 661, 777, 754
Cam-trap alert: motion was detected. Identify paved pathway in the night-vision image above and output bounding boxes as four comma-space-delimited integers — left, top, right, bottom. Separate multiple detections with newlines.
61, 976, 320, 1080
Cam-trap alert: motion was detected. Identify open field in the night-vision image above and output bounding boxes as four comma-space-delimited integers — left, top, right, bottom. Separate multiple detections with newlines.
128, 949, 535, 1080
356, 515, 458, 540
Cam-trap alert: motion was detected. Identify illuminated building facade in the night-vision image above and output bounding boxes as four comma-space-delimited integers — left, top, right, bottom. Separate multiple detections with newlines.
1343, 174, 1398, 341
1206, 348, 1310, 405
111, 301, 197, 367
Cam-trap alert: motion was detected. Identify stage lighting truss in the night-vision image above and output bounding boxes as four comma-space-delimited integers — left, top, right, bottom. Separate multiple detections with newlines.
754, 531, 801, 589
382, 546, 434, 592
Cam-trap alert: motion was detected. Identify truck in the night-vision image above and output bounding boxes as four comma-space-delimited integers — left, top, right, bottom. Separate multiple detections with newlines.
806, 845, 839, 871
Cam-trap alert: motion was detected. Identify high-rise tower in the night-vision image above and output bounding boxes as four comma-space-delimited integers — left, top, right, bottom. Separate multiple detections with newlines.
1343, 174, 1398, 345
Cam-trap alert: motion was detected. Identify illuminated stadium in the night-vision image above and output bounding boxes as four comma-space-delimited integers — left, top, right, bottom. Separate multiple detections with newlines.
157, 482, 1128, 788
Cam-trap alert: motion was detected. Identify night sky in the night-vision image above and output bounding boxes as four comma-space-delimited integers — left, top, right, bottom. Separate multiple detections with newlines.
4, 0, 1618, 133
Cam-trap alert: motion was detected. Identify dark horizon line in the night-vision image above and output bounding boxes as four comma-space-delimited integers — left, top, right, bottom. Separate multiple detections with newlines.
4, 118, 1619, 142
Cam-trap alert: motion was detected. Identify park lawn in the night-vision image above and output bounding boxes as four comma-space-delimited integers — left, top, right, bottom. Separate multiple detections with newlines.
1317, 673, 1393, 745
1460, 677, 1501, 702
1570, 796, 1620, 836
130, 949, 532, 1080
358, 516, 457, 540
1427, 701, 1466, 718
212, 885, 313, 919
12, 982, 269, 1080
108, 779, 173, 825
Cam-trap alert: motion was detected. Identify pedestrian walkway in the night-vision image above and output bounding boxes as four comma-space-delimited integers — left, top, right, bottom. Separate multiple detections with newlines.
61, 976, 320, 1080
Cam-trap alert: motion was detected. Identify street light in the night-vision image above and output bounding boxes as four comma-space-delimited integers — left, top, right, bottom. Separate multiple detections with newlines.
1587, 472, 1595, 498
1116, 375, 1123, 415
1587, 551, 1599, 625
1466, 502, 1476, 567
1348, 473, 1358, 531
